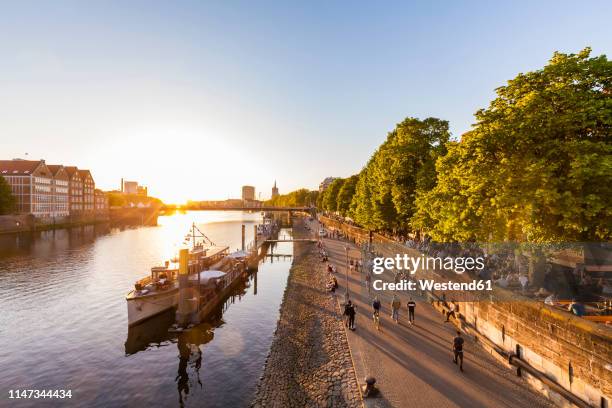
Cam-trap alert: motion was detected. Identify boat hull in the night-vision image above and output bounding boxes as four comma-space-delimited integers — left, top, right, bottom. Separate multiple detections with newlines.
127, 289, 179, 327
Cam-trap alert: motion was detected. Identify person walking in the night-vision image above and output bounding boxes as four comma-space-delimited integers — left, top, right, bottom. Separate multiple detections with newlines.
365, 271, 372, 295
445, 301, 456, 322
453, 330, 465, 371
407, 297, 416, 324
391, 295, 401, 323
344, 300, 356, 330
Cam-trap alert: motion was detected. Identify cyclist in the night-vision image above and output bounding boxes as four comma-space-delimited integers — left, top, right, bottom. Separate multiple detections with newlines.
372, 296, 382, 330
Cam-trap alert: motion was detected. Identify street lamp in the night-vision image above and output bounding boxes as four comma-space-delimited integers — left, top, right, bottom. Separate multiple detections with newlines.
345, 246, 350, 302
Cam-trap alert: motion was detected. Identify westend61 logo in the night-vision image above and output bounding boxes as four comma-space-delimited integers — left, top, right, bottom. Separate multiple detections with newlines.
371, 254, 492, 292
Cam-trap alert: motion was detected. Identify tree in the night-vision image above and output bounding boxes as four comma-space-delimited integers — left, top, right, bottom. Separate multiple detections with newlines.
415, 48, 611, 244
349, 117, 450, 232
336, 175, 358, 216
0, 176, 16, 215
266, 189, 318, 207
323, 178, 344, 212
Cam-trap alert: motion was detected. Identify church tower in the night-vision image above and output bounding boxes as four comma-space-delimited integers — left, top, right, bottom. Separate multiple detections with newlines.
271, 180, 279, 198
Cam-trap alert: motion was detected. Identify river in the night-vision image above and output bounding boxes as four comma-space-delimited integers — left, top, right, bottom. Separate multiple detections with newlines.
0, 211, 292, 407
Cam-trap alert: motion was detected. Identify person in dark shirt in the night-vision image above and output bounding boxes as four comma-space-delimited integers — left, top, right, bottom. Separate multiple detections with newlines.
407, 298, 416, 324
344, 300, 357, 330
568, 299, 586, 317
453, 330, 465, 371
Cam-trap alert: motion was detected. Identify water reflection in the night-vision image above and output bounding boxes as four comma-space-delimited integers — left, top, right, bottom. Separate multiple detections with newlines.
125, 273, 259, 406
0, 212, 292, 407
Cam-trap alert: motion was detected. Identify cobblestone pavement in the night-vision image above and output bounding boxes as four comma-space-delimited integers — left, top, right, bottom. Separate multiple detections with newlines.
252, 218, 362, 408
316, 219, 556, 408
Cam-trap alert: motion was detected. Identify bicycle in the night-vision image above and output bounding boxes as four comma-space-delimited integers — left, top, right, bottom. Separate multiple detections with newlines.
372, 309, 382, 331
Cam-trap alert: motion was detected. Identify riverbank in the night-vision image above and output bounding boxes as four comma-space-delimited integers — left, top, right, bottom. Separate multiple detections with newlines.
252, 217, 362, 407
0, 207, 159, 234
0, 213, 110, 234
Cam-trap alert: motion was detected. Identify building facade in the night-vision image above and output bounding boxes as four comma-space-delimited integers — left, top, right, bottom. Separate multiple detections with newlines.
1, 159, 104, 218
78, 169, 95, 212
242, 185, 255, 201
0, 160, 54, 217
123, 181, 138, 194
47, 165, 70, 217
94, 189, 108, 212
64, 167, 83, 213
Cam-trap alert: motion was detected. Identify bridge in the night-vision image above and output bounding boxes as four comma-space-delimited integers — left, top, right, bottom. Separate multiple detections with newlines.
162, 205, 313, 213
193, 206, 310, 212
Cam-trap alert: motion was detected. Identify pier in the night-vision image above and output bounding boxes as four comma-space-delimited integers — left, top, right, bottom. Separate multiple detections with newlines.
173, 220, 282, 329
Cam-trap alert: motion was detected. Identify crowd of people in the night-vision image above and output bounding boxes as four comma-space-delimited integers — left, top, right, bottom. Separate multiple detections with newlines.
314, 218, 466, 371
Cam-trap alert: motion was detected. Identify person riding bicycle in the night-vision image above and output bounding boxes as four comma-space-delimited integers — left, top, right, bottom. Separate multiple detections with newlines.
372, 296, 381, 318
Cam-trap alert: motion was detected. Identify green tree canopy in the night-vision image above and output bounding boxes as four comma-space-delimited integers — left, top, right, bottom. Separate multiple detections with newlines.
266, 189, 318, 207
414, 48, 612, 243
0, 176, 16, 215
336, 175, 358, 216
322, 178, 344, 212
349, 117, 450, 232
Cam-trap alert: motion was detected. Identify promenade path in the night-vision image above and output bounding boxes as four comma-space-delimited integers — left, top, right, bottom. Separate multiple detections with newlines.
307, 219, 555, 408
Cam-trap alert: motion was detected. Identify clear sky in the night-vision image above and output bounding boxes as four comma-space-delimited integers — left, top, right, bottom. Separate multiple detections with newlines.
1, 1, 610, 203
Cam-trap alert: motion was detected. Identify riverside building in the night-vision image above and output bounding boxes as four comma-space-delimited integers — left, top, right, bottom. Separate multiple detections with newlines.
0, 159, 101, 218
46, 165, 70, 217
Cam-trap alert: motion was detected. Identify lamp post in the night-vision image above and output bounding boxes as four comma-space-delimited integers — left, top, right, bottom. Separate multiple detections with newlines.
345, 246, 350, 302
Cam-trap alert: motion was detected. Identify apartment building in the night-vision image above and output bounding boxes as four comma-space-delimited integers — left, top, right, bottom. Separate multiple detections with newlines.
0, 160, 54, 217
46, 165, 70, 217
78, 169, 95, 212
63, 166, 83, 213
0, 159, 104, 218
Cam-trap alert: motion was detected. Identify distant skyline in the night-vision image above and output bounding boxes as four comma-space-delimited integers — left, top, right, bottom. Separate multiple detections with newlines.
2, 1, 611, 203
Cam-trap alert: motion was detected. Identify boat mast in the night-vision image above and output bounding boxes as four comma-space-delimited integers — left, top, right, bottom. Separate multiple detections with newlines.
192, 222, 196, 249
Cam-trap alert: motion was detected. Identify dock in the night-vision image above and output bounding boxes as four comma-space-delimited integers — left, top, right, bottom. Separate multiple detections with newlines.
172, 220, 282, 330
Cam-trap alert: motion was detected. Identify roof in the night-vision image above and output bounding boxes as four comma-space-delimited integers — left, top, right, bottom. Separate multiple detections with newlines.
46, 165, 66, 176
63, 166, 80, 177
78, 169, 92, 178
188, 270, 226, 284
0, 159, 44, 176
205, 246, 230, 258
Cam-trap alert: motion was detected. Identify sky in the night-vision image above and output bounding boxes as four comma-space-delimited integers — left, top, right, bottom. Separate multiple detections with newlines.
1, 1, 611, 203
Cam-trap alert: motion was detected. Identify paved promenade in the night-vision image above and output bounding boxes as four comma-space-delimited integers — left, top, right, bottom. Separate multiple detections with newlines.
309, 219, 555, 408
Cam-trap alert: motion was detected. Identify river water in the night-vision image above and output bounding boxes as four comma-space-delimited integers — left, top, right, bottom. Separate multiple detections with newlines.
0, 211, 292, 407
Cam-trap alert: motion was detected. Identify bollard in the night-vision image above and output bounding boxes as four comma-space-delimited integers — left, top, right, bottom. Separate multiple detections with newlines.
362, 376, 377, 398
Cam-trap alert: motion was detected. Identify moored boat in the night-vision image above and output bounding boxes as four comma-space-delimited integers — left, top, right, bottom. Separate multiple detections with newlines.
126, 223, 229, 327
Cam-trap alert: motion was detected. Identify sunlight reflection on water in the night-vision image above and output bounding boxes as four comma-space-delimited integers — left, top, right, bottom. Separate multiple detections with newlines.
0, 211, 292, 408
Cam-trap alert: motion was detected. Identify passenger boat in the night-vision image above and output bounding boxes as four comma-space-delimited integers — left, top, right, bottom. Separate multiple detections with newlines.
126, 223, 229, 327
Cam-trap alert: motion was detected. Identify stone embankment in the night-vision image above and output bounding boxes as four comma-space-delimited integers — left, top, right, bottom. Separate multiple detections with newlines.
252, 218, 362, 408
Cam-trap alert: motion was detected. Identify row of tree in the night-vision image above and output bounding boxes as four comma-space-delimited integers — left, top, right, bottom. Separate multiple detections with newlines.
266, 188, 319, 208
321, 48, 611, 243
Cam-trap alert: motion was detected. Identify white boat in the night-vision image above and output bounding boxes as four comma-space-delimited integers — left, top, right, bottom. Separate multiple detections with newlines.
126, 264, 180, 327
126, 223, 229, 327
